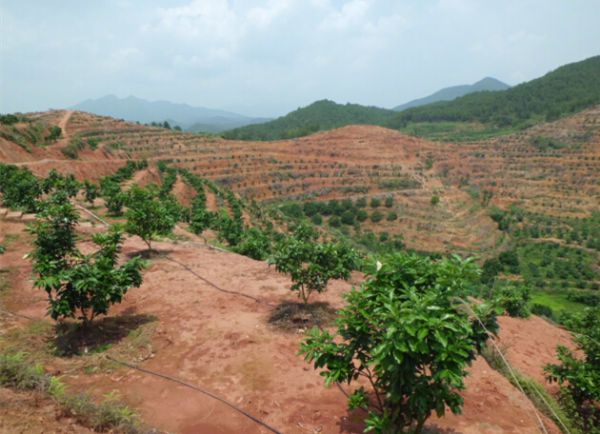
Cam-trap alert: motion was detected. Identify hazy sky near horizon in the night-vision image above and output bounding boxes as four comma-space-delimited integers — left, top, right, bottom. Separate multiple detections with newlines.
1, 0, 599, 117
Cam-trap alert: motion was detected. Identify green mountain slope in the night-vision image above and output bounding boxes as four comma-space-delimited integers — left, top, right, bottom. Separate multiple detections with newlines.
222, 100, 395, 141
393, 77, 510, 111
387, 55, 600, 129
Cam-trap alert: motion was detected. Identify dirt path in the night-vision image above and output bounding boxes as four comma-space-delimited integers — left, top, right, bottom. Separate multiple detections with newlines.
48, 110, 74, 149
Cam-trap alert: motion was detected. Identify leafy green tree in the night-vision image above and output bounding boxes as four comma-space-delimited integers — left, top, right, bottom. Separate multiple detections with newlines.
269, 226, 358, 304
42, 171, 80, 197
190, 206, 213, 235
329, 215, 341, 228
370, 197, 381, 208
29, 192, 145, 324
341, 210, 355, 225
101, 180, 126, 216
311, 214, 323, 225
384, 196, 394, 208
45, 126, 62, 142
0, 164, 41, 212
481, 258, 502, 284
371, 210, 383, 223
41, 169, 63, 194
498, 250, 519, 274
125, 185, 177, 251
494, 284, 531, 317
431, 195, 440, 206
83, 181, 98, 205
303, 201, 319, 217
356, 197, 368, 208
545, 307, 600, 433
213, 210, 244, 246
356, 209, 368, 222
300, 253, 498, 433
233, 227, 271, 260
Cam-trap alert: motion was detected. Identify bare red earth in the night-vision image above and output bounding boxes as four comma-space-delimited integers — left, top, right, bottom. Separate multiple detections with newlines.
0, 218, 562, 434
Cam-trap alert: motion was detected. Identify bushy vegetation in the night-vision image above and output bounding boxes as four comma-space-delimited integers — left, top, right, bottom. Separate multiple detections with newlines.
300, 253, 498, 433
0, 116, 63, 151
269, 224, 358, 303
29, 191, 145, 324
484, 204, 599, 318
125, 185, 178, 251
481, 345, 575, 433
0, 163, 42, 212
546, 306, 600, 433
0, 352, 141, 432
99, 160, 148, 216
223, 99, 396, 141
61, 136, 86, 159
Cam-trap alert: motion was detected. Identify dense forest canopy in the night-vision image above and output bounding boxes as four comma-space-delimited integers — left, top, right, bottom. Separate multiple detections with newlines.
386, 55, 600, 128
222, 99, 395, 141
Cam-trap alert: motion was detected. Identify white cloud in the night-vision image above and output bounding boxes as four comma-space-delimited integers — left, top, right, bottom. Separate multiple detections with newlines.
321, 0, 371, 31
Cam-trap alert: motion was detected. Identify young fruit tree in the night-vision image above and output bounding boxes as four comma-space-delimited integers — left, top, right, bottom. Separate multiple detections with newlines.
29, 192, 145, 324
0, 163, 42, 212
300, 253, 499, 433
545, 306, 600, 433
125, 185, 178, 251
269, 224, 358, 304
83, 180, 99, 205
101, 180, 127, 216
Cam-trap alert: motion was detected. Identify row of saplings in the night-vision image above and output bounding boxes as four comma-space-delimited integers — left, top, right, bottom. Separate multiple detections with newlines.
2, 167, 598, 433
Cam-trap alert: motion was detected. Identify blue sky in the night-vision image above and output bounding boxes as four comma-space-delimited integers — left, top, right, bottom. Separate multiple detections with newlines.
1, 0, 599, 117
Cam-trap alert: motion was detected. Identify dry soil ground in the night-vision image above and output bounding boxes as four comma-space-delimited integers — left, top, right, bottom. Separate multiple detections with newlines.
0, 216, 571, 434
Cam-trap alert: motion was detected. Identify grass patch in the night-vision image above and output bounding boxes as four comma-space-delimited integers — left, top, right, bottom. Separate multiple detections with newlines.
0, 314, 156, 376
0, 351, 143, 433
0, 320, 54, 358
531, 291, 586, 316
268, 301, 336, 332
482, 344, 577, 433
0, 268, 10, 292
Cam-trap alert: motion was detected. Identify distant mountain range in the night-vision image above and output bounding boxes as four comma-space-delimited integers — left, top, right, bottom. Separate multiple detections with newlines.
71, 95, 269, 133
393, 77, 510, 111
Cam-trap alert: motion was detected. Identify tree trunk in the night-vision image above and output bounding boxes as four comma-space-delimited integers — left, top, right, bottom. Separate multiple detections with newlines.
414, 416, 427, 434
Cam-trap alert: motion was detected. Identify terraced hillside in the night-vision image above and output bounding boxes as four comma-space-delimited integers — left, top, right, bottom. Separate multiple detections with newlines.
3, 106, 599, 259
1, 106, 599, 433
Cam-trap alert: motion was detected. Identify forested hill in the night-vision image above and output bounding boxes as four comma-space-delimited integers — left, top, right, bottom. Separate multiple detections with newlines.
221, 100, 395, 141
393, 77, 509, 111
386, 55, 600, 129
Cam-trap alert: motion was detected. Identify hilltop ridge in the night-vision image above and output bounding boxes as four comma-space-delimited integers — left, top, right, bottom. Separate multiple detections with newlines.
393, 77, 510, 111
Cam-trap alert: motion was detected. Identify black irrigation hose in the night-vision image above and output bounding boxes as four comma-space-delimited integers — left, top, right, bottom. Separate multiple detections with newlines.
0, 306, 283, 434
76, 204, 276, 307
161, 254, 276, 307
106, 355, 283, 434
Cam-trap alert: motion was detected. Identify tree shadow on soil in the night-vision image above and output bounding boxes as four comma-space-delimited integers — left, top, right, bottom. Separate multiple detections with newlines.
268, 301, 337, 332
53, 312, 157, 357
338, 413, 461, 434
125, 248, 175, 259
